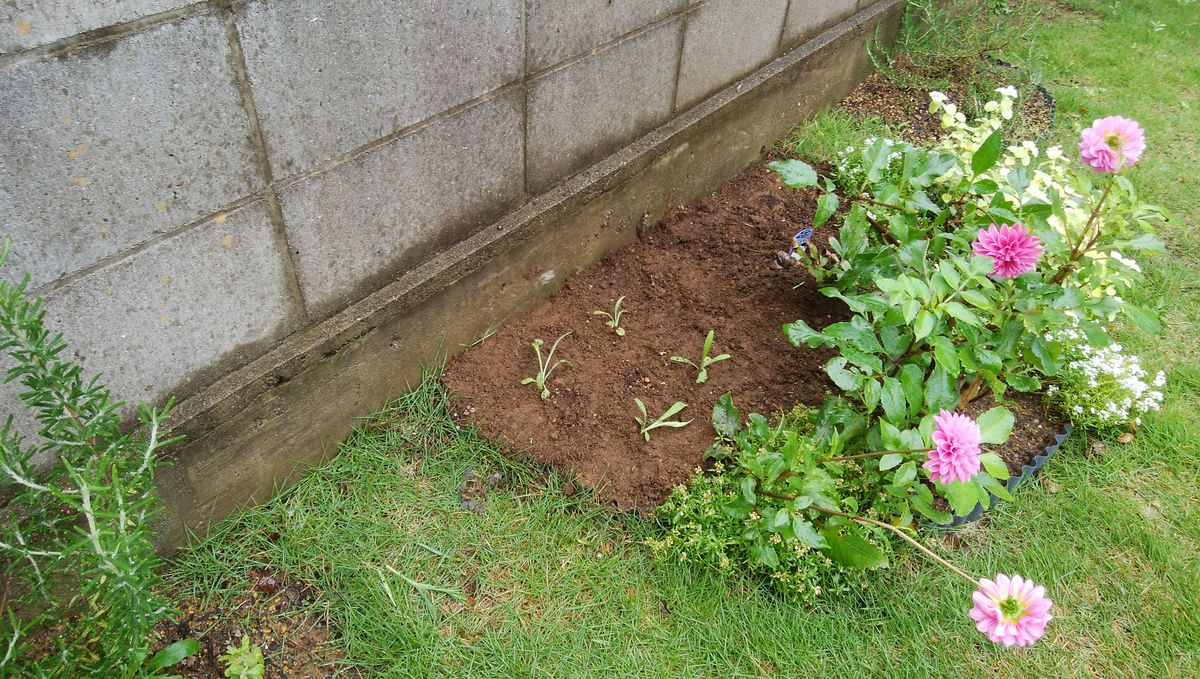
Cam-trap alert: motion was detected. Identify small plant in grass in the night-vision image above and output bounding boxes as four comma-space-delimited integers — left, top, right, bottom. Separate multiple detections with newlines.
670, 330, 731, 384
0, 241, 197, 676
592, 296, 627, 337
633, 399, 691, 441
520, 332, 572, 400
218, 635, 265, 679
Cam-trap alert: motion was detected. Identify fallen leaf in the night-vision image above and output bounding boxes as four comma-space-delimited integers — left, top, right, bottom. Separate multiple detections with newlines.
1117, 432, 1135, 444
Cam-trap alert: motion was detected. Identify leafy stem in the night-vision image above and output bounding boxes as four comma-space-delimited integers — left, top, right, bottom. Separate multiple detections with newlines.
592, 296, 627, 337
520, 332, 573, 400
633, 399, 691, 442
670, 330, 731, 384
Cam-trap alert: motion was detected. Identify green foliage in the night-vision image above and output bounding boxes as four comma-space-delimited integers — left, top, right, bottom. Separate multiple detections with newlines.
592, 296, 628, 337
649, 399, 880, 602
633, 399, 691, 442
218, 636, 264, 679
520, 332, 573, 400
0, 243, 193, 676
669, 330, 731, 384
772, 89, 1165, 514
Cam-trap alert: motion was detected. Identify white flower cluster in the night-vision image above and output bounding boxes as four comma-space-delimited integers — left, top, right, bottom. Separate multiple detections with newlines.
1046, 324, 1166, 429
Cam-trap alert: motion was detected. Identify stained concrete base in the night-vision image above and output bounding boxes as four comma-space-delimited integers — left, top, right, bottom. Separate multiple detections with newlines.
155, 0, 904, 550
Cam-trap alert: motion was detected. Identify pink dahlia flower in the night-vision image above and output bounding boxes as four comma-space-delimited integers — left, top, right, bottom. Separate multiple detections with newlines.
970, 573, 1054, 647
972, 222, 1042, 279
925, 410, 981, 484
1079, 116, 1145, 173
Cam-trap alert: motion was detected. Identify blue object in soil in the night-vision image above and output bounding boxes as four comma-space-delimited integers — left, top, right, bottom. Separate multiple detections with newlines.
793, 228, 814, 247
936, 423, 1073, 529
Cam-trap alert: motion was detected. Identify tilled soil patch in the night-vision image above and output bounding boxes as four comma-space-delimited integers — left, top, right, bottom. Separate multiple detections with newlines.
444, 164, 846, 512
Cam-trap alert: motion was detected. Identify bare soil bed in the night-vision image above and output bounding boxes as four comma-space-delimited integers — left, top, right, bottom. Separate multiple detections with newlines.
444, 163, 846, 512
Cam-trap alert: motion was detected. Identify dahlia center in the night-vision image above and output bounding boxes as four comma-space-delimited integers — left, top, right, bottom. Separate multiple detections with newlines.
997, 595, 1026, 622
1104, 132, 1123, 151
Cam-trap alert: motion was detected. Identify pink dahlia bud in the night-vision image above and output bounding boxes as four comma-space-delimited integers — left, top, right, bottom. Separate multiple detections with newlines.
925, 410, 982, 484
970, 574, 1054, 647
1080, 116, 1145, 173
972, 222, 1043, 279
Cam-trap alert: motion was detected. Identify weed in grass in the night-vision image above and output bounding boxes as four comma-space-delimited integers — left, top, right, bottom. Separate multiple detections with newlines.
633, 399, 691, 442
592, 295, 628, 337
671, 330, 731, 384
520, 332, 572, 399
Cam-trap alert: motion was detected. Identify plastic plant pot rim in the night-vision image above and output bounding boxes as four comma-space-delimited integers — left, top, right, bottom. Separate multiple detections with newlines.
935, 422, 1073, 529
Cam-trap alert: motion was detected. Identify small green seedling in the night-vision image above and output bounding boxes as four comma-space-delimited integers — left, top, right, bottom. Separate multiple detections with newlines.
218, 635, 264, 679
593, 295, 628, 337
633, 398, 691, 441
670, 330, 731, 384
521, 332, 572, 400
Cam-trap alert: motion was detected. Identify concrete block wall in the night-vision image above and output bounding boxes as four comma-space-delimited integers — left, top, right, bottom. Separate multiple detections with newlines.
1, 0, 898, 540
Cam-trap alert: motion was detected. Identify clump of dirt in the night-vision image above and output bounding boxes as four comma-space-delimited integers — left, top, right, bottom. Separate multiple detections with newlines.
152, 569, 350, 678
444, 164, 847, 512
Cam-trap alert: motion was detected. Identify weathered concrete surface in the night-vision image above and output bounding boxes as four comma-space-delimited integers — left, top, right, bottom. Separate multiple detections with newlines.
675, 0, 790, 111
277, 90, 525, 318
155, 0, 905, 549
527, 20, 681, 194
38, 200, 299, 409
783, 0, 860, 49
525, 0, 685, 72
0, 0, 196, 54
0, 14, 259, 289
234, 0, 522, 178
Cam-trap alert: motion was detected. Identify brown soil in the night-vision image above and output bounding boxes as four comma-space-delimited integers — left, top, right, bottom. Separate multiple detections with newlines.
444, 164, 847, 512
151, 569, 350, 678
963, 390, 1063, 476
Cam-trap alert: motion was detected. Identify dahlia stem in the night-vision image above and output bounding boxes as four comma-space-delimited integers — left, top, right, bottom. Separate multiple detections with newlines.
814, 448, 933, 464
812, 506, 979, 586
1049, 177, 1115, 285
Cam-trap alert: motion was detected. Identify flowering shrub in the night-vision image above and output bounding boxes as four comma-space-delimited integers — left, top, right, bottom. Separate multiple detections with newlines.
748, 87, 1170, 647
1046, 322, 1165, 431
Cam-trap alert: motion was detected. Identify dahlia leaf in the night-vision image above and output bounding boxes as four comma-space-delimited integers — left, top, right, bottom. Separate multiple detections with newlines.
977, 407, 1014, 445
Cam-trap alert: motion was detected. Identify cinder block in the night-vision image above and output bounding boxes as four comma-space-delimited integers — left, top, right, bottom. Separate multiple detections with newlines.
0, 15, 261, 290
0, 201, 298, 424
527, 20, 681, 194
782, 0, 859, 49
526, 0, 685, 72
675, 0, 789, 111
278, 91, 525, 318
234, 0, 522, 178
0, 0, 194, 54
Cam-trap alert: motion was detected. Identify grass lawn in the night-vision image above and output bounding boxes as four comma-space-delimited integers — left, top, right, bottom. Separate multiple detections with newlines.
170, 1, 1200, 676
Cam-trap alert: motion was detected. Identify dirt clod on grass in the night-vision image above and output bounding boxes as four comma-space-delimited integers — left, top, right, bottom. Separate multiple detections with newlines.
153, 569, 349, 678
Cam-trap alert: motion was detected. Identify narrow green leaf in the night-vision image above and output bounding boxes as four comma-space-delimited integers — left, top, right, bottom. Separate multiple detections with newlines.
821, 529, 888, 569
976, 406, 1014, 445
879, 453, 903, 471
1122, 302, 1163, 334
768, 159, 819, 188
971, 127, 1004, 176
979, 452, 1009, 480
881, 377, 906, 424
146, 639, 200, 671
814, 192, 840, 229
712, 392, 741, 439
